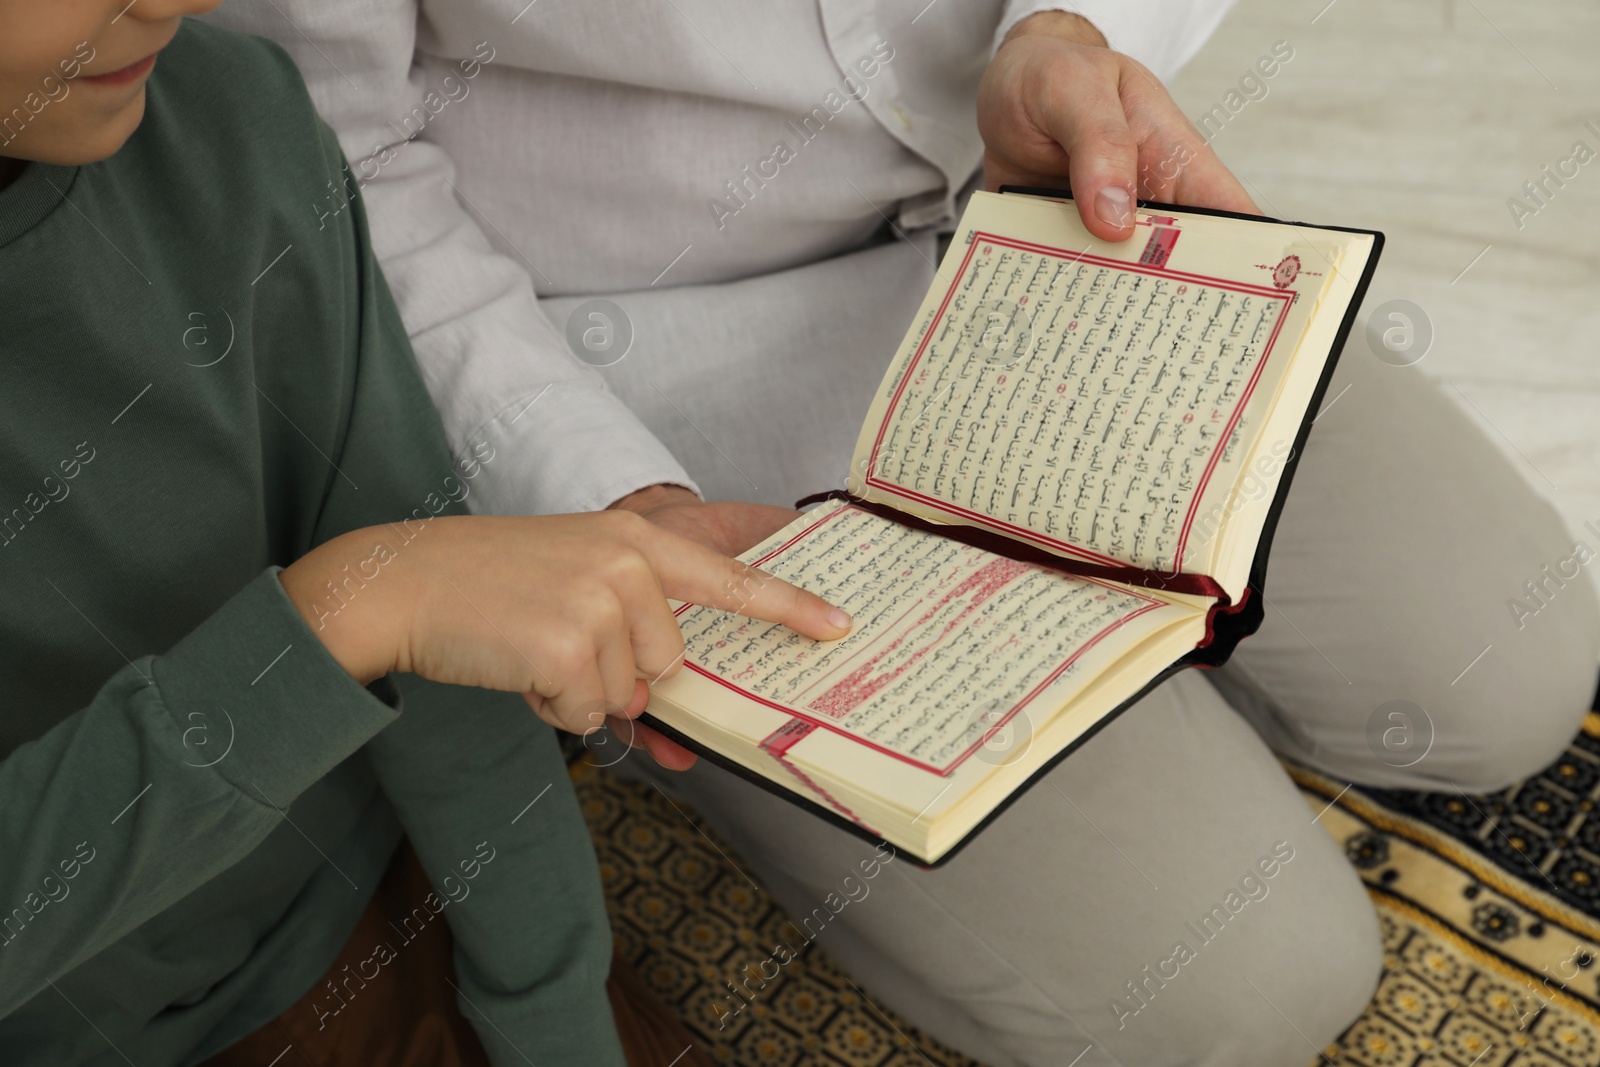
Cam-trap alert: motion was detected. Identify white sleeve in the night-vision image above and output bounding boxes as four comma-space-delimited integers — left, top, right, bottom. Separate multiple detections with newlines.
202, 0, 697, 517
995, 0, 1239, 81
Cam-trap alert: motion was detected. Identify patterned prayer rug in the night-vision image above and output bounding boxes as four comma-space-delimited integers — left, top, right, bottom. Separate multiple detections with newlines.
573, 711, 1600, 1066
1289, 712, 1600, 1066
571, 759, 983, 1066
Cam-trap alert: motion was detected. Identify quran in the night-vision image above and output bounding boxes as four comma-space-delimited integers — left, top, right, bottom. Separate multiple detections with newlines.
644, 188, 1382, 865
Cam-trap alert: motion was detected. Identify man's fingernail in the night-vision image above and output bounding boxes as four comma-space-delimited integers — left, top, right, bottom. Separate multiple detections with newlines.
827, 607, 852, 630
1096, 186, 1132, 228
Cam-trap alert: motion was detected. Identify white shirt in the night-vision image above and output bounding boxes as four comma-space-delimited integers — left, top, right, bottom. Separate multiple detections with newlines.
206, 0, 1234, 512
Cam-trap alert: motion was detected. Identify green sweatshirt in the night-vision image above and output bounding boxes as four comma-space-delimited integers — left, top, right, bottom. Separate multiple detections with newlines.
0, 20, 624, 1067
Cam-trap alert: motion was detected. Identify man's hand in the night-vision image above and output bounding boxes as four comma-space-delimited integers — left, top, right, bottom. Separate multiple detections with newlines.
279, 511, 851, 772
609, 483, 801, 558
978, 11, 1258, 242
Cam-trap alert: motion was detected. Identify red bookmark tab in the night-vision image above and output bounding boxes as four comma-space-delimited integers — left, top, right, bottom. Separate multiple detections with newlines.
760, 718, 814, 757
759, 718, 880, 834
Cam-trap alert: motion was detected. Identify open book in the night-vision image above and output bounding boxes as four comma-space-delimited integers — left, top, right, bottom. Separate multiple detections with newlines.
644, 188, 1382, 865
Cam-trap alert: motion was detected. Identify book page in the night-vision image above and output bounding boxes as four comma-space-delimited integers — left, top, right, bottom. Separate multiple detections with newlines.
658, 499, 1202, 777
848, 191, 1366, 580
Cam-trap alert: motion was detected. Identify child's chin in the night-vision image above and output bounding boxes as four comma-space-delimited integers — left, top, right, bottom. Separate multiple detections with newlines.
52, 94, 147, 165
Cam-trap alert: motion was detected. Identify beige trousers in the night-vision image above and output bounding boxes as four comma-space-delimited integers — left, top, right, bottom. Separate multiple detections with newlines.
614, 341, 1600, 1067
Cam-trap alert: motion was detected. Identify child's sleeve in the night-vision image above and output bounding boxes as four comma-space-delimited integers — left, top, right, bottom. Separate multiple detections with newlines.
0, 568, 401, 1019
363, 679, 628, 1067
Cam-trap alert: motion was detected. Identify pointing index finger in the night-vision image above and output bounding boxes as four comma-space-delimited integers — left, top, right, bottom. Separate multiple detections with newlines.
634, 525, 852, 643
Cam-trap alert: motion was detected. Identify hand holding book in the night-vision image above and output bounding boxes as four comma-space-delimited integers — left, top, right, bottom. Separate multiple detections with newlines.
981, 11, 1261, 241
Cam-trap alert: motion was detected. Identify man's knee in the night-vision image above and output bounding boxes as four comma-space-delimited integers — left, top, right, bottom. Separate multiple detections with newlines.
1087, 838, 1382, 1067
1287, 909, 1384, 1057
1417, 591, 1599, 793
1194, 857, 1381, 1065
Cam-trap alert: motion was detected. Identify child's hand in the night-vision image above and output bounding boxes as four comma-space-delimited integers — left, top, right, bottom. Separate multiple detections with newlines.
279, 512, 850, 768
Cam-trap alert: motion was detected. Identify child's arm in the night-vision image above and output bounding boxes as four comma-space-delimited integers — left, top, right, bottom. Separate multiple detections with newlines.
0, 569, 405, 1019
0, 507, 812, 1033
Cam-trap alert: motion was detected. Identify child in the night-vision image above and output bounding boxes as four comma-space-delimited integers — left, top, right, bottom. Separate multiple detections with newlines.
0, 2, 847, 1064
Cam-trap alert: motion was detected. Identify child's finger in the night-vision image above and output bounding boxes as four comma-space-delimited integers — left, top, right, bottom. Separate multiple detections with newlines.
603, 552, 687, 682
607, 714, 698, 771
544, 667, 611, 738
632, 527, 852, 642
523, 690, 568, 734
725, 565, 852, 642
597, 686, 698, 769
625, 677, 650, 715
596, 633, 643, 725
